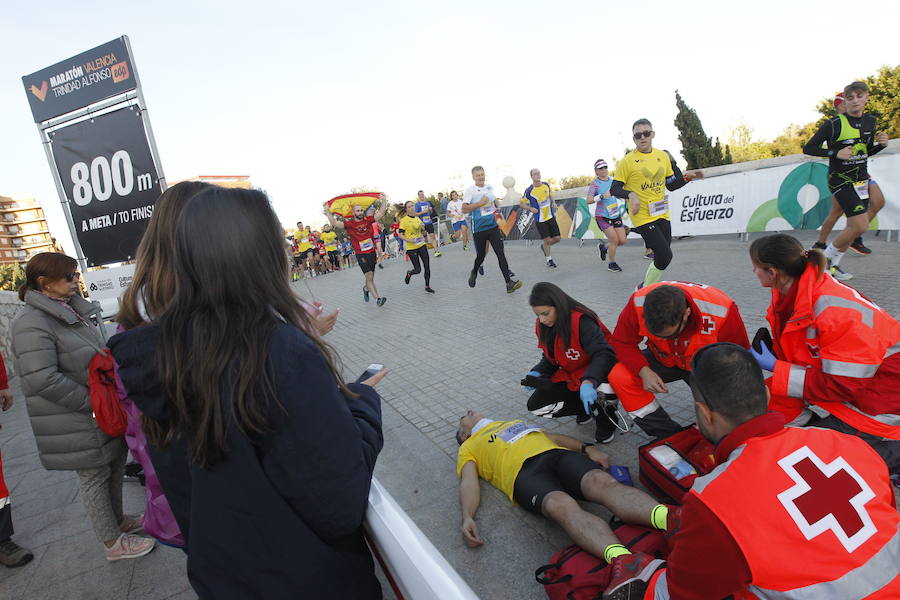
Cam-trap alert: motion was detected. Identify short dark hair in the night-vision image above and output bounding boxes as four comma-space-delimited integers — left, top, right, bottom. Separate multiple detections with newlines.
643, 285, 687, 335
456, 429, 465, 445
632, 118, 652, 131
690, 343, 767, 424
844, 81, 868, 95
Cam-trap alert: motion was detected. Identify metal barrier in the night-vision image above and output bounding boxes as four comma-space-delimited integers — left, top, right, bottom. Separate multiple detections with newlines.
365, 478, 479, 600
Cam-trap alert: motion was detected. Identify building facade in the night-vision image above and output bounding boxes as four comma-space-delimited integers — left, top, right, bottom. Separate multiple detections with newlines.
0, 195, 59, 264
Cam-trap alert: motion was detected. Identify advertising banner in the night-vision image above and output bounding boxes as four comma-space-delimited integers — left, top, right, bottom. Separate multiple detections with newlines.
22, 37, 135, 123
669, 151, 900, 237
49, 106, 160, 266
82, 264, 136, 317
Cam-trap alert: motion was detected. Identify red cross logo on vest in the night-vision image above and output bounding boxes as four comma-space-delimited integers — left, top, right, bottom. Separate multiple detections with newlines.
701, 315, 717, 335
565, 348, 581, 361
776, 446, 877, 552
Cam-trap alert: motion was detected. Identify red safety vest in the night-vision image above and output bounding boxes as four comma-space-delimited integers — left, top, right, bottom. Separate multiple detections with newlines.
536, 310, 611, 391
768, 263, 900, 439
653, 426, 900, 599
633, 282, 736, 371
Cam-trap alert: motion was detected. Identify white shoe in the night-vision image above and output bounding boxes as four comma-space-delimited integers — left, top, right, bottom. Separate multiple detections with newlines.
105, 533, 156, 561
829, 264, 853, 281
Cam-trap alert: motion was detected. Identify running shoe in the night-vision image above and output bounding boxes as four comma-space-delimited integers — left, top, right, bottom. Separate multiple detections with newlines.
378, 263, 384, 269
478, 266, 484, 276
463, 244, 469, 251
468, 271, 477, 288
608, 262, 622, 272
404, 271, 412, 285
603, 552, 665, 600
643, 249, 654, 261
829, 264, 853, 281
599, 243, 608, 261
547, 259, 557, 268
0, 539, 33, 568
434, 251, 442, 257
850, 237, 872, 255
508, 270, 515, 277
506, 279, 523, 293
363, 286, 370, 302
376, 297, 387, 307
811, 241, 827, 251
425, 287, 435, 294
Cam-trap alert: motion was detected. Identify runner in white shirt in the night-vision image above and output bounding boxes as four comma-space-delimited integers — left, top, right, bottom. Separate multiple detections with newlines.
446, 190, 470, 250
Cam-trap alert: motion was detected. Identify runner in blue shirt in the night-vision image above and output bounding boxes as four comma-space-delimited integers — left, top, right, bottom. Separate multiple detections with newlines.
414, 191, 442, 257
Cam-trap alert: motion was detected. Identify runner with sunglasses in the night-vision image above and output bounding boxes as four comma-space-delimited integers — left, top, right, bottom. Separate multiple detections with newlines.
610, 119, 703, 288
606, 282, 749, 438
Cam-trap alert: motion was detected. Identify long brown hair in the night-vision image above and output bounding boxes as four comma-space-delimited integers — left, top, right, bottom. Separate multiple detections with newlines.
146, 186, 351, 468
529, 281, 602, 349
117, 181, 212, 329
749, 234, 827, 279
19, 252, 78, 301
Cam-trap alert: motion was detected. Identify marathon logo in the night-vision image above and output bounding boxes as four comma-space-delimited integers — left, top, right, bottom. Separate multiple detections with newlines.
49, 65, 84, 88
43, 53, 129, 100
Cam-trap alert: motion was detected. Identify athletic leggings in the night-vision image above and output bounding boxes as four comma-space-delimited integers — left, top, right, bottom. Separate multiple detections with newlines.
634, 218, 672, 270
327, 250, 340, 269
472, 227, 511, 282
407, 246, 431, 286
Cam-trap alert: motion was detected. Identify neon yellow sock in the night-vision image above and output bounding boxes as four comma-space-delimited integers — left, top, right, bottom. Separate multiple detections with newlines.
604, 544, 631, 563
644, 263, 663, 286
650, 504, 669, 531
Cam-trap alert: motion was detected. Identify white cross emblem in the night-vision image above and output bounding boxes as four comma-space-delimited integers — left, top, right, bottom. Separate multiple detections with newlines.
565, 348, 581, 361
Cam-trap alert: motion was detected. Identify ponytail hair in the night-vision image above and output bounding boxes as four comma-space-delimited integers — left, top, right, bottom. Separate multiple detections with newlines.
749, 234, 827, 278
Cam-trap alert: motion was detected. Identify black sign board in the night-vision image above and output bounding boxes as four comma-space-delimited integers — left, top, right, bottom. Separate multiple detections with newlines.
23, 37, 136, 123
49, 106, 160, 266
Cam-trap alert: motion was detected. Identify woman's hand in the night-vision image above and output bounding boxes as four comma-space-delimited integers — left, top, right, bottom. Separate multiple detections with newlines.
361, 368, 388, 387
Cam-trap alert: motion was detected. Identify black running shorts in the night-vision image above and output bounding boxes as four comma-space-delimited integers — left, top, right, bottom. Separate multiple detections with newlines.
535, 218, 561, 239
357, 252, 377, 273
834, 184, 869, 218
424, 223, 436, 235
512, 449, 599, 515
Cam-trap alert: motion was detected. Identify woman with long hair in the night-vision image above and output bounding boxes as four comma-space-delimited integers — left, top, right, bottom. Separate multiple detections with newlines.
526, 282, 620, 443
11, 253, 156, 560
400, 200, 435, 293
748, 233, 900, 474
108, 187, 384, 598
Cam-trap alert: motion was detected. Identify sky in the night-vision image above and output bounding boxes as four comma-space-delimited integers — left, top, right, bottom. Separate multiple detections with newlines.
2, 0, 899, 254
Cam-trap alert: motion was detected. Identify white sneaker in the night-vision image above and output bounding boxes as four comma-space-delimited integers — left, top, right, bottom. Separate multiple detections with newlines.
829, 264, 853, 281
105, 533, 156, 561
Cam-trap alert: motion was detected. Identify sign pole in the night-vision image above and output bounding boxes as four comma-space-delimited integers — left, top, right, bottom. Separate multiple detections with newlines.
35, 123, 89, 273
123, 36, 166, 192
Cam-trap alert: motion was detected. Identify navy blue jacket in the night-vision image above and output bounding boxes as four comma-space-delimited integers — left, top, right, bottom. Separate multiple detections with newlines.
109, 322, 383, 600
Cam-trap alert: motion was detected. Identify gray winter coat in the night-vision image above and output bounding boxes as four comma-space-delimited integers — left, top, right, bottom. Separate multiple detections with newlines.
11, 290, 125, 471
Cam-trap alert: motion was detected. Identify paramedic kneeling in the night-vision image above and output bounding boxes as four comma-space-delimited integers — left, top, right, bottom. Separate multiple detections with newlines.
456, 412, 672, 563
614, 343, 900, 600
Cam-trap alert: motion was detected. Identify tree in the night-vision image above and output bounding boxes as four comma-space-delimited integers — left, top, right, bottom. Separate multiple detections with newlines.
0, 263, 25, 292
814, 65, 900, 138
557, 175, 594, 190
674, 90, 727, 169
726, 123, 775, 163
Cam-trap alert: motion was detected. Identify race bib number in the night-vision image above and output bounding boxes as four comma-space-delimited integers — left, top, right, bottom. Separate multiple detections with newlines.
649, 198, 669, 216
480, 204, 495, 217
359, 238, 374, 252
854, 181, 869, 200
496, 422, 542, 444
605, 198, 619, 217
413, 236, 425, 245
422, 215, 432, 224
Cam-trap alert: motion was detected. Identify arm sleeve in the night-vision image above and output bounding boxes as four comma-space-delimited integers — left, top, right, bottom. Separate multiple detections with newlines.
609, 298, 650, 374
803, 120, 833, 157
609, 179, 630, 200
663, 493, 752, 599
579, 318, 617, 385
719, 303, 750, 348
665, 158, 688, 191
531, 355, 557, 376
12, 322, 90, 412
868, 141, 886, 156
261, 330, 383, 542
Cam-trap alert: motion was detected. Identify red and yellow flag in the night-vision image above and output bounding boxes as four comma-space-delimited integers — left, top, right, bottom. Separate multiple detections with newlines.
327, 193, 382, 218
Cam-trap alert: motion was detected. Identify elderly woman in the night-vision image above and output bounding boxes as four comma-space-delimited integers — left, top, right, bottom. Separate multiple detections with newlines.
11, 252, 156, 561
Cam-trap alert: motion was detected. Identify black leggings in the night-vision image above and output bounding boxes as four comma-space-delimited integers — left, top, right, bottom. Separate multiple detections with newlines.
327, 250, 340, 269
472, 227, 511, 282
407, 246, 431, 286
634, 218, 672, 270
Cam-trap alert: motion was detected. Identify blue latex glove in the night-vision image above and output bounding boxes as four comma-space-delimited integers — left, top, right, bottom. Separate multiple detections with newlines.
579, 382, 598, 415
750, 343, 776, 371
524, 370, 541, 391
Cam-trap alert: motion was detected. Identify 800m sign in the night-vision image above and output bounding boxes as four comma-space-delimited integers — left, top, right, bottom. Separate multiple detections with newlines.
50, 106, 160, 266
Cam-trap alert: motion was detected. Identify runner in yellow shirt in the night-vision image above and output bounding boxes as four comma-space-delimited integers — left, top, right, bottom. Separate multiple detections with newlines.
293, 221, 313, 278
455, 410, 671, 560
610, 119, 703, 287
321, 225, 340, 271
399, 201, 435, 294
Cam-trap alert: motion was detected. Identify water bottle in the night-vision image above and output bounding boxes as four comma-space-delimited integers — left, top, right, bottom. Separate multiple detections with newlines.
608, 465, 633, 486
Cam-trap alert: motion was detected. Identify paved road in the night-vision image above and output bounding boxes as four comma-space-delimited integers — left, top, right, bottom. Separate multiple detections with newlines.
1, 231, 897, 599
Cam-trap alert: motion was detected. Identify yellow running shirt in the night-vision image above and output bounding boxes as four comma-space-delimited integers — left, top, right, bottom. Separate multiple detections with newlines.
456, 420, 563, 501
398, 215, 427, 250
614, 148, 674, 228
294, 228, 312, 252
321, 231, 338, 251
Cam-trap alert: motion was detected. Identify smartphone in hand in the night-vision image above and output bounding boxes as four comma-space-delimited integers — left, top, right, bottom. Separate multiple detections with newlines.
356, 364, 385, 383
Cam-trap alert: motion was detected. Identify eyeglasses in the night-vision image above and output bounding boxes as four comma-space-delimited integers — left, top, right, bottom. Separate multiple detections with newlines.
633, 131, 653, 140
64, 272, 80, 282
